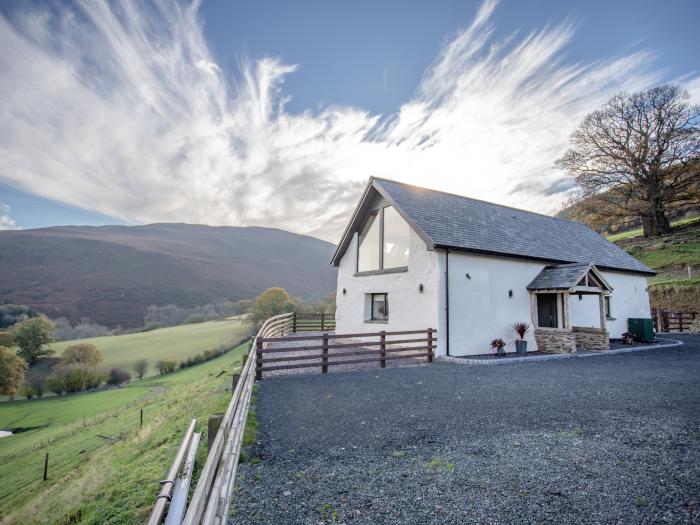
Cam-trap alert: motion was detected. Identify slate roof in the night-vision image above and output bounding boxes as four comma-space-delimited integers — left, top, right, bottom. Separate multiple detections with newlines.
527, 263, 601, 290
331, 177, 654, 275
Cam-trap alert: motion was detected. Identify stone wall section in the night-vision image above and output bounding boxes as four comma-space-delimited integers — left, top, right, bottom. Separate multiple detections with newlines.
534, 329, 576, 353
572, 326, 610, 352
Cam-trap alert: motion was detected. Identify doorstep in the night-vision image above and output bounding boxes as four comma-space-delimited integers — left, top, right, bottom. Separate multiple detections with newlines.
437, 338, 683, 366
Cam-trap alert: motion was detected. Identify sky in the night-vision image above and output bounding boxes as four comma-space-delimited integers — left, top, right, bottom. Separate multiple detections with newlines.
0, 0, 698, 242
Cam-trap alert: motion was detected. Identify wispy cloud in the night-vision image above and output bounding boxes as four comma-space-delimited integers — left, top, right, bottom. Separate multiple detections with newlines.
0, 204, 20, 230
0, 0, 696, 241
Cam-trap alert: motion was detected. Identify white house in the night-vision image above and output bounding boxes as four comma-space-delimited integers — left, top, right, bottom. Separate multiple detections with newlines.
330, 177, 654, 357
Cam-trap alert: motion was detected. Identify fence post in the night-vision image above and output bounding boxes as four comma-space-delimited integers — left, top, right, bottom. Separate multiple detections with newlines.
207, 414, 223, 451
231, 372, 240, 391
140, 408, 143, 428
322, 333, 329, 374
321, 312, 325, 331
292, 312, 297, 334
380, 331, 386, 368
43, 452, 49, 481
427, 328, 434, 363
679, 314, 684, 333
255, 338, 263, 381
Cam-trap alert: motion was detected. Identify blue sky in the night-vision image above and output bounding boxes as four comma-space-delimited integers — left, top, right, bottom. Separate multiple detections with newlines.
0, 0, 698, 239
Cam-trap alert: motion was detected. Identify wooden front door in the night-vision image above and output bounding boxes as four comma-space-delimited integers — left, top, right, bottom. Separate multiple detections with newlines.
537, 293, 558, 328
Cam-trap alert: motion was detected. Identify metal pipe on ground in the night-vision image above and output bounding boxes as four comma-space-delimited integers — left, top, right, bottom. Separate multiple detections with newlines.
164, 432, 201, 525
146, 418, 197, 525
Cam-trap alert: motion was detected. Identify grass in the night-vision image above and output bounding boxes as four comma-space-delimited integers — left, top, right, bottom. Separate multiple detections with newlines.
626, 243, 700, 273
0, 341, 250, 525
50, 318, 251, 378
425, 457, 455, 473
605, 216, 700, 242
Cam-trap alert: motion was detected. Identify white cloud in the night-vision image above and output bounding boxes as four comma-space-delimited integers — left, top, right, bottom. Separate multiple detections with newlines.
0, 204, 20, 230
0, 0, 696, 242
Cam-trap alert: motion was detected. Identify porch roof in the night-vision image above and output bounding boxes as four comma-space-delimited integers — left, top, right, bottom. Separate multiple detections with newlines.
527, 262, 612, 292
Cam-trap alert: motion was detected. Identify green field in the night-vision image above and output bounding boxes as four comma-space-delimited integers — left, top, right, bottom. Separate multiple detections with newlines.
50, 318, 252, 378
0, 341, 249, 525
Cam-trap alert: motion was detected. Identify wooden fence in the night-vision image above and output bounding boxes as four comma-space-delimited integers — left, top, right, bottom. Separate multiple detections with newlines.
651, 308, 698, 333
255, 328, 435, 379
150, 312, 435, 524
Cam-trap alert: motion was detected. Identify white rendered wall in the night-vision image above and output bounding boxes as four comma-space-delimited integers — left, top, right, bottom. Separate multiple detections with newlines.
441, 252, 545, 356
569, 294, 602, 328
599, 271, 652, 338
335, 228, 441, 337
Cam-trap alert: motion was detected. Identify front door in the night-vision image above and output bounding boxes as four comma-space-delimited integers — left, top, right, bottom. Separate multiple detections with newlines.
537, 293, 558, 328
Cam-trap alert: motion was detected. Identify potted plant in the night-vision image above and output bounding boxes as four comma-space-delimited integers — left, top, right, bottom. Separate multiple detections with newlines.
491, 338, 506, 356
621, 331, 635, 345
512, 322, 531, 354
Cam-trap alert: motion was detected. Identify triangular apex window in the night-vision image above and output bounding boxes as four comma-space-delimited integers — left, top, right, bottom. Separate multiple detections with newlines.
578, 268, 607, 289
357, 206, 410, 272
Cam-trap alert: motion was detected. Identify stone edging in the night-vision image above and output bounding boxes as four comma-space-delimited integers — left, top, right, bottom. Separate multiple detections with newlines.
437, 338, 684, 366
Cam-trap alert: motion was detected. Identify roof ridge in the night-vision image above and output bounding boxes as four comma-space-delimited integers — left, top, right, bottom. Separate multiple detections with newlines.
371, 176, 584, 228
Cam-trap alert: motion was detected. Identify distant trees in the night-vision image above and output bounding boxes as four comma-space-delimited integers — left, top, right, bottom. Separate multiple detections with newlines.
0, 304, 38, 329
557, 84, 700, 237
53, 318, 112, 342
0, 347, 27, 400
134, 359, 149, 379
247, 288, 296, 326
143, 299, 251, 329
14, 317, 55, 365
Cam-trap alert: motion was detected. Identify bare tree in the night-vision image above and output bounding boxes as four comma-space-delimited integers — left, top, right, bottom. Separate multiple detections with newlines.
134, 359, 148, 379
556, 85, 700, 237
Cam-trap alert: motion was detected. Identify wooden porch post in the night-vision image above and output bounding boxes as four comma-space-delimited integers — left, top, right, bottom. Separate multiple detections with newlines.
562, 292, 571, 329
530, 292, 538, 328
598, 293, 606, 331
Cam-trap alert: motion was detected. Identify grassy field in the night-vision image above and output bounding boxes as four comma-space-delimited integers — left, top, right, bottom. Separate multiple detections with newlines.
50, 318, 252, 378
0, 341, 250, 525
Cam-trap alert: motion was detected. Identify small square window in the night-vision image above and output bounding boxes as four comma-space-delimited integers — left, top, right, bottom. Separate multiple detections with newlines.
371, 293, 388, 321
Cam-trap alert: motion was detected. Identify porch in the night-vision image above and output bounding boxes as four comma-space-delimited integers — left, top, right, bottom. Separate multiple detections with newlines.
528, 263, 612, 353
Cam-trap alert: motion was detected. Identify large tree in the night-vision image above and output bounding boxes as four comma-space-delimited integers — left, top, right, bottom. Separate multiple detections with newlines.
14, 317, 55, 365
247, 287, 296, 326
556, 84, 700, 237
0, 347, 27, 400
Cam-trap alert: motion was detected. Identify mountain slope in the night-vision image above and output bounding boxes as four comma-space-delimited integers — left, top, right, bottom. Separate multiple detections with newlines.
0, 223, 337, 327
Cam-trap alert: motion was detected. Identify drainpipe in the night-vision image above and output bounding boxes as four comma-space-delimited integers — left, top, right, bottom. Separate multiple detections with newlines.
445, 248, 450, 356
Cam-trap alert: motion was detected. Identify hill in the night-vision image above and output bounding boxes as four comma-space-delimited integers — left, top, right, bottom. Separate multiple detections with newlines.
0, 224, 337, 328
612, 217, 700, 312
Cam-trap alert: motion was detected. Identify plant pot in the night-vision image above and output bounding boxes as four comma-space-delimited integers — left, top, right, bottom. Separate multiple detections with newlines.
515, 340, 527, 354
494, 345, 506, 356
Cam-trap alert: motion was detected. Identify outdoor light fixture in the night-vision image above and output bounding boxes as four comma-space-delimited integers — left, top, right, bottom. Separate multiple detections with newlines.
508, 290, 513, 298
419, 284, 424, 293
465, 273, 471, 279
342, 288, 346, 295
578, 293, 582, 300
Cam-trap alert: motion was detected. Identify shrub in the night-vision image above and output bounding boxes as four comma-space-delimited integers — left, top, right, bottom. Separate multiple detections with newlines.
20, 384, 37, 399
183, 314, 206, 325
107, 368, 131, 385
62, 343, 103, 366
156, 359, 178, 375
46, 363, 107, 394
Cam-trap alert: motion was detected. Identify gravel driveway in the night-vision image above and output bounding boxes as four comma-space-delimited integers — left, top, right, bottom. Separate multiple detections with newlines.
231, 335, 700, 524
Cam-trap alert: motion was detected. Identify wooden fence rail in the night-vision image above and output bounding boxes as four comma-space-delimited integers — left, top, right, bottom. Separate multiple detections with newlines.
151, 312, 435, 524
651, 308, 697, 333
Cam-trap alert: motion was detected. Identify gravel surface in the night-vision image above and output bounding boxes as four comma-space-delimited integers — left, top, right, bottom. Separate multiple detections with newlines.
232, 335, 700, 524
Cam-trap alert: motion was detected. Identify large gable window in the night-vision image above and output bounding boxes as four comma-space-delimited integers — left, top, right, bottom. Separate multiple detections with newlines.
357, 206, 409, 273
